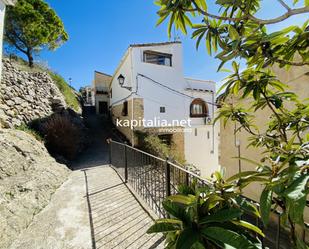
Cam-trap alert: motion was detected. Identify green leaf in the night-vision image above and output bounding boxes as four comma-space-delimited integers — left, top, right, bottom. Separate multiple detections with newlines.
156, 13, 169, 26
195, 30, 206, 50
232, 220, 264, 237
226, 171, 261, 182
147, 219, 182, 233
176, 228, 200, 249
200, 208, 243, 224
162, 200, 191, 224
232, 61, 238, 72
283, 174, 309, 201
195, 0, 207, 11
167, 12, 175, 38
167, 194, 196, 205
202, 227, 260, 249
287, 195, 307, 224
202, 194, 225, 211
228, 26, 239, 40
235, 197, 261, 218
206, 31, 212, 55
283, 174, 309, 224
260, 189, 273, 226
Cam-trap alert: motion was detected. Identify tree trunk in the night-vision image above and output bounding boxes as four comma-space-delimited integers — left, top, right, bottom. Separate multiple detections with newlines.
26, 50, 34, 68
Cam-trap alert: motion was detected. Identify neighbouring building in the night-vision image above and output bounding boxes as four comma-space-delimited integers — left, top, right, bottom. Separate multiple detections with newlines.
80, 85, 94, 106
219, 64, 309, 221
109, 41, 220, 177
0, 0, 15, 80
93, 71, 111, 115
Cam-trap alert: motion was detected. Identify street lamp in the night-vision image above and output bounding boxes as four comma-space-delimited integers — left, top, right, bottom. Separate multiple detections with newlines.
117, 74, 131, 91
117, 74, 125, 87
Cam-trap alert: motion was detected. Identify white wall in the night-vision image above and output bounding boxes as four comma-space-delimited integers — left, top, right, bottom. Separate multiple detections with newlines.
184, 122, 220, 177
132, 43, 190, 125
0, 1, 6, 81
109, 49, 135, 107
110, 42, 220, 176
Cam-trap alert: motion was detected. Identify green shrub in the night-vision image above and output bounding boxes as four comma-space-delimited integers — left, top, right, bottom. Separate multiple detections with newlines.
15, 124, 43, 142
147, 170, 263, 249
40, 114, 83, 160
135, 131, 185, 164
48, 72, 80, 112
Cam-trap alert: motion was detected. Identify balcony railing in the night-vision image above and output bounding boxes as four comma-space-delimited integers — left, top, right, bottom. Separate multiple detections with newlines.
108, 139, 308, 249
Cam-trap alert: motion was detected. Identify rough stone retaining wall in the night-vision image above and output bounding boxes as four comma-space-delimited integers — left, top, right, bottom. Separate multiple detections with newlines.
0, 129, 70, 249
0, 59, 66, 128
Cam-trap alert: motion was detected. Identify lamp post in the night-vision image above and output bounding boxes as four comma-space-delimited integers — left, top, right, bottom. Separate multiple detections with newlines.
117, 74, 134, 146
117, 74, 131, 91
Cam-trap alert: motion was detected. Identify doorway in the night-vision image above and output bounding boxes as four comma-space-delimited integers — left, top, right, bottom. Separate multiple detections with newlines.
98, 101, 108, 115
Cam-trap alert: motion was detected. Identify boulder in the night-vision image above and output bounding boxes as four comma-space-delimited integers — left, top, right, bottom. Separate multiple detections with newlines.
0, 129, 70, 249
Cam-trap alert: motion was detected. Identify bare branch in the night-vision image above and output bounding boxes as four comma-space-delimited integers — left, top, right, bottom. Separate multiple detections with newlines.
248, 6, 309, 24
189, 1, 309, 25
277, 0, 291, 11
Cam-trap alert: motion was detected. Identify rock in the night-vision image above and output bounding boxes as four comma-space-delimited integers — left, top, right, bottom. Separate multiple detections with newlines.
13, 97, 23, 105
5, 109, 15, 117
0, 59, 69, 127
0, 129, 70, 249
11, 118, 22, 127
5, 100, 14, 106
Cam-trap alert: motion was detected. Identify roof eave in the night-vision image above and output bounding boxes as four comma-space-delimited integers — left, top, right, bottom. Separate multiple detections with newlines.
129, 41, 181, 48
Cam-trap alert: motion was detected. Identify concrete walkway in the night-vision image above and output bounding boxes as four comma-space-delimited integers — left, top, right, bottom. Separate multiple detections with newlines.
9, 116, 164, 249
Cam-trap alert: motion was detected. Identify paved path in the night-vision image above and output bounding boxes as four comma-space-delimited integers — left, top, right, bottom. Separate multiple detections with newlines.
9, 116, 164, 249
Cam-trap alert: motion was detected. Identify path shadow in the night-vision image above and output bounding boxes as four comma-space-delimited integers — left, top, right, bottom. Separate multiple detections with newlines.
72, 115, 111, 170
82, 168, 164, 249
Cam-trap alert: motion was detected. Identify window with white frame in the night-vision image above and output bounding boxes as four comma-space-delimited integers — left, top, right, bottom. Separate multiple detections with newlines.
143, 50, 172, 66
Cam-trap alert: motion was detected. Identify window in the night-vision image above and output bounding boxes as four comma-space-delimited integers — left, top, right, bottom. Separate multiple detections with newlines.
96, 90, 108, 95
190, 98, 208, 118
207, 131, 210, 139
122, 101, 128, 116
143, 50, 172, 66
160, 106, 166, 113
110, 89, 112, 98
195, 128, 198, 136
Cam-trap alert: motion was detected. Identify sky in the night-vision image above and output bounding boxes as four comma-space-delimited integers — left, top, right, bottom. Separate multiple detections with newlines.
30, 0, 309, 91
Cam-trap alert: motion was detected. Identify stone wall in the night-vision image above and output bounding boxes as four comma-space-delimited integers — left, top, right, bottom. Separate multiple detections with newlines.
0, 59, 66, 128
0, 128, 70, 249
111, 98, 144, 144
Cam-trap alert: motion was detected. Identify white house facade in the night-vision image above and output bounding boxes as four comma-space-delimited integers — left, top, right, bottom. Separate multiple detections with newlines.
0, 0, 15, 80
93, 71, 111, 115
109, 41, 220, 177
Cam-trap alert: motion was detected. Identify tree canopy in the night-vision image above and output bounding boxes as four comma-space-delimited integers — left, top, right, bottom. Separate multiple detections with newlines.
153, 0, 309, 247
4, 0, 68, 67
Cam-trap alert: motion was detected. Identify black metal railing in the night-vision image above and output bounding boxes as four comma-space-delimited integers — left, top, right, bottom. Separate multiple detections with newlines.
109, 140, 308, 249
